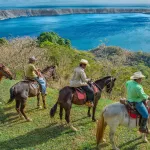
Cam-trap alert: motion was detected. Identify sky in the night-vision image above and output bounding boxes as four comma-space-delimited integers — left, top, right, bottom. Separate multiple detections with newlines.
0, 0, 150, 7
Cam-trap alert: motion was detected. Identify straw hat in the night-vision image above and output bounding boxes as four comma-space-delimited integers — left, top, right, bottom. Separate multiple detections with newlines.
130, 71, 145, 80
29, 56, 37, 61
80, 59, 89, 66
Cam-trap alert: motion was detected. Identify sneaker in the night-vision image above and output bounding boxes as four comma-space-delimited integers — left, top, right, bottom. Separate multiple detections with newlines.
85, 102, 94, 107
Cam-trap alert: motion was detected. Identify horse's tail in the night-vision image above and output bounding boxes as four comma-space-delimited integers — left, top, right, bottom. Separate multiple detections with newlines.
96, 110, 106, 145
7, 86, 15, 104
50, 101, 58, 118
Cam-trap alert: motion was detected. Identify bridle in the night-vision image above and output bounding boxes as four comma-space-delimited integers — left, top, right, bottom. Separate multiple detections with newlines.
94, 77, 114, 92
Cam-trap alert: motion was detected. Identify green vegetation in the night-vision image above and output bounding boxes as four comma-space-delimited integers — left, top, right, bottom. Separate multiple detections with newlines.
1, 33, 150, 149
37, 32, 71, 47
92, 45, 150, 67
0, 80, 150, 150
0, 38, 8, 45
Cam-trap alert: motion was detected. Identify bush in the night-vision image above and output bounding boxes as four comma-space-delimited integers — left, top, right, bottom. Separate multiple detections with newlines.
0, 38, 8, 45
37, 32, 71, 47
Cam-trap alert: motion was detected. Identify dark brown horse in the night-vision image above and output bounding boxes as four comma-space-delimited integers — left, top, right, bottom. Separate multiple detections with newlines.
50, 76, 116, 131
0, 64, 13, 81
7, 65, 56, 122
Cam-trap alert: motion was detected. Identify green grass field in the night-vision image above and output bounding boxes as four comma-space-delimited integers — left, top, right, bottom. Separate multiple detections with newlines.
0, 80, 150, 150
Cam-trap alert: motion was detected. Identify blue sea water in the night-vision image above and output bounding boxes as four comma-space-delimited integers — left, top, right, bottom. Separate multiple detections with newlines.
0, 13, 150, 51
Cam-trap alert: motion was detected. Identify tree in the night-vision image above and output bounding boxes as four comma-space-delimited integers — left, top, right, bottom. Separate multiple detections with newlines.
37, 32, 72, 47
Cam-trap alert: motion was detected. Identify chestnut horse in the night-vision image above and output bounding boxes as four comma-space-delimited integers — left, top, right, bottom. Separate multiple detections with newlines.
7, 66, 56, 122
0, 64, 13, 81
50, 76, 116, 131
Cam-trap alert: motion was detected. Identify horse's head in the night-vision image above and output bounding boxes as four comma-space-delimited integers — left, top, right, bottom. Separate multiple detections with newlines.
105, 76, 116, 94
0, 64, 13, 80
42, 65, 57, 80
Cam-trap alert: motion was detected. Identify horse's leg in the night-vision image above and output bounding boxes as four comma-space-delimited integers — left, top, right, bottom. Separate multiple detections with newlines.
59, 105, 63, 125
15, 99, 24, 119
92, 99, 98, 122
20, 100, 32, 122
87, 107, 91, 117
42, 95, 46, 109
65, 107, 77, 131
142, 133, 148, 143
37, 93, 42, 109
109, 125, 119, 150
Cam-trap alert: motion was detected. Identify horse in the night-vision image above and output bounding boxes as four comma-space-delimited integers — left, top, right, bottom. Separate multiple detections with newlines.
50, 76, 116, 131
96, 100, 150, 150
7, 65, 56, 122
0, 64, 13, 81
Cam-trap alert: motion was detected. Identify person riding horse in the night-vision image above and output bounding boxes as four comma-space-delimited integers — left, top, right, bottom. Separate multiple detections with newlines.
70, 59, 94, 107
26, 56, 47, 96
126, 71, 150, 133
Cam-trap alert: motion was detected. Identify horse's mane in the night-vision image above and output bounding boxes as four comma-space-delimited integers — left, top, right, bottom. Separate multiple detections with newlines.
41, 65, 55, 73
95, 76, 112, 83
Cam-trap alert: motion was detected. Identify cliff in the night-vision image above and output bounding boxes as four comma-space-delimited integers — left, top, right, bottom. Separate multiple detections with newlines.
0, 8, 150, 20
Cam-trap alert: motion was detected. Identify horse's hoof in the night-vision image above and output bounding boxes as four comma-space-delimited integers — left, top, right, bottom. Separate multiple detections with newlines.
88, 114, 91, 117
70, 126, 78, 132
92, 119, 96, 122
19, 116, 25, 120
37, 106, 42, 109
26, 118, 32, 122
103, 139, 106, 142
143, 138, 149, 143
43, 106, 47, 109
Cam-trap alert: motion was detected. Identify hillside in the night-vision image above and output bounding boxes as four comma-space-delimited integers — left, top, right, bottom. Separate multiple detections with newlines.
1, 34, 150, 149
0, 8, 150, 20
1, 80, 150, 150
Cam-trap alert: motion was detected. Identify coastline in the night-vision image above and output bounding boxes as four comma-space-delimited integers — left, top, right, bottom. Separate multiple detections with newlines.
0, 8, 150, 20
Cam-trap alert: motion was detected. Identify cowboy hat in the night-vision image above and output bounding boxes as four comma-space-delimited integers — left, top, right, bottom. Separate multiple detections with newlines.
80, 59, 90, 66
29, 56, 37, 61
130, 71, 145, 80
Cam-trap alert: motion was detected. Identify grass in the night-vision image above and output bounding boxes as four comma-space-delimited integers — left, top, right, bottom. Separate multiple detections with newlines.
0, 79, 150, 150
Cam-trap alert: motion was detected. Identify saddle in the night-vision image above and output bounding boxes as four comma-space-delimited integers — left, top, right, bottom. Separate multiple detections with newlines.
72, 83, 99, 105
120, 98, 149, 119
23, 77, 39, 90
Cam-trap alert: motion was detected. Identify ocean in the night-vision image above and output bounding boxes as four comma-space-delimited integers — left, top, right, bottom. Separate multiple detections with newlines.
0, 12, 150, 51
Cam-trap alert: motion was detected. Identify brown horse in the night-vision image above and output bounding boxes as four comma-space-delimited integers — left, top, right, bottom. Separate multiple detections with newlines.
7, 65, 56, 122
50, 76, 116, 131
0, 64, 13, 81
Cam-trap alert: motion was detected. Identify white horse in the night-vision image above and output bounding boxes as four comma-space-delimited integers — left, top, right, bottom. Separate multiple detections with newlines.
96, 101, 150, 150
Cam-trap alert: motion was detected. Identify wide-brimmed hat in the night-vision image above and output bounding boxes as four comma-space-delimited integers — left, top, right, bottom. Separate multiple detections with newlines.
29, 56, 37, 61
80, 59, 89, 66
130, 71, 145, 80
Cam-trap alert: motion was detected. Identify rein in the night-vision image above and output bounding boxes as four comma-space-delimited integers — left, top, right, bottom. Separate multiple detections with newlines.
94, 77, 113, 92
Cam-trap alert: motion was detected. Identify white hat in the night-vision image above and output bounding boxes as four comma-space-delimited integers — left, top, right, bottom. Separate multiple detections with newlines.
29, 56, 37, 61
130, 71, 145, 80
80, 59, 89, 66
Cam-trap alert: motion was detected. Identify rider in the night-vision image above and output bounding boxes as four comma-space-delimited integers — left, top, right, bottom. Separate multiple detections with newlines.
70, 59, 94, 107
126, 71, 150, 133
25, 56, 47, 96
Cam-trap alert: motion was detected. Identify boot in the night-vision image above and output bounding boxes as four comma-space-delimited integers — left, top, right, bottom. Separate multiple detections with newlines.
85, 101, 94, 107
139, 118, 150, 134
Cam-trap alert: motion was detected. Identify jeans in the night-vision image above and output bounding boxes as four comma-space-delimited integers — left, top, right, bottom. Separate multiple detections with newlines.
135, 102, 149, 119
34, 77, 46, 94
81, 85, 94, 102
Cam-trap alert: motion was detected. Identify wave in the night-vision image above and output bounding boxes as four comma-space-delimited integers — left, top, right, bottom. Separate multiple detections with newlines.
0, 8, 150, 20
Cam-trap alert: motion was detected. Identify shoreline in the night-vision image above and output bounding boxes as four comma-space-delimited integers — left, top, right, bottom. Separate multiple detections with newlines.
0, 8, 150, 20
